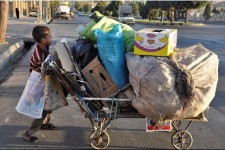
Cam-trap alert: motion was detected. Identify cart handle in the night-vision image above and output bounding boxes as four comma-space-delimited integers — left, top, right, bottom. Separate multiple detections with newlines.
82, 97, 131, 101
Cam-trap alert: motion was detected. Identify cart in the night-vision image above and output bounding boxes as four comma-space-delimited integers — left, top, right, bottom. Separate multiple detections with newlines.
42, 53, 208, 150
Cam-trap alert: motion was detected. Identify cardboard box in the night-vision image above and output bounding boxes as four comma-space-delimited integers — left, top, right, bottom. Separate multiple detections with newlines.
146, 118, 172, 132
82, 57, 119, 97
134, 28, 177, 56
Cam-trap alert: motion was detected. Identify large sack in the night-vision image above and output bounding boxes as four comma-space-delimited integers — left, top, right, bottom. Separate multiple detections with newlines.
126, 44, 219, 120
94, 24, 129, 89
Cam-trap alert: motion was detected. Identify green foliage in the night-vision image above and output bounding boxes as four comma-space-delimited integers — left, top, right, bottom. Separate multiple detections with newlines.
139, 3, 149, 19
203, 3, 211, 21
83, 3, 92, 13
212, 7, 221, 14
130, 1, 140, 15
105, 1, 123, 17
149, 9, 160, 20
50, 1, 59, 7
74, 2, 82, 10
91, 5, 100, 12
139, 1, 209, 23
91, 1, 107, 14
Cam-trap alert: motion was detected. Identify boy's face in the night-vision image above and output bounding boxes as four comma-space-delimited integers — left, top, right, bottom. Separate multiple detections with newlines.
42, 32, 52, 46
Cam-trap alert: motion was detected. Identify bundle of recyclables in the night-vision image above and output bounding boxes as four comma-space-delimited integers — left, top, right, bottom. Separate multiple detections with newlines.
74, 11, 219, 121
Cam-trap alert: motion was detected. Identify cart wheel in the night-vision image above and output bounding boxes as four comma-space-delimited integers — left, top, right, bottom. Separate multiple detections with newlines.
171, 130, 193, 149
89, 130, 110, 149
172, 120, 182, 131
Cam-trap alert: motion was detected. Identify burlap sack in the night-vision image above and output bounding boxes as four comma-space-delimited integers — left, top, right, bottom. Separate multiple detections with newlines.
126, 44, 219, 120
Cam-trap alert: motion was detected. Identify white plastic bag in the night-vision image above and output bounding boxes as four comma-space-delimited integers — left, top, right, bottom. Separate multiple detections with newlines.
16, 71, 45, 119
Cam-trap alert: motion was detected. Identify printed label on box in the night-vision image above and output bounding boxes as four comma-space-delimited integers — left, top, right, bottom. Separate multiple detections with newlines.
146, 118, 172, 132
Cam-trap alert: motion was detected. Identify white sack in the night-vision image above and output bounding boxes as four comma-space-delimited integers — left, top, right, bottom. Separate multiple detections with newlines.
126, 44, 219, 120
16, 71, 45, 119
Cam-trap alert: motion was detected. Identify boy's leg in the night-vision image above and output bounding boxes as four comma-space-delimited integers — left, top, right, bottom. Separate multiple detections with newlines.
43, 113, 51, 124
40, 110, 58, 130
22, 110, 49, 142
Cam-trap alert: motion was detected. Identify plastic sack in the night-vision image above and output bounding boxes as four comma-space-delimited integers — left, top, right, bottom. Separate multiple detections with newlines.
94, 24, 129, 89
16, 71, 45, 119
72, 38, 98, 68
78, 20, 96, 37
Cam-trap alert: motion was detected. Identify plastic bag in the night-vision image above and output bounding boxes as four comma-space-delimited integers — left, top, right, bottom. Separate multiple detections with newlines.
94, 24, 129, 88
16, 71, 45, 119
72, 38, 98, 68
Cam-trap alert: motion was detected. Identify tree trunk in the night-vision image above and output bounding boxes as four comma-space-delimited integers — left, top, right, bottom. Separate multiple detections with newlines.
160, 10, 164, 22
184, 9, 188, 23
170, 10, 174, 23
0, 1, 8, 44
38, 0, 43, 23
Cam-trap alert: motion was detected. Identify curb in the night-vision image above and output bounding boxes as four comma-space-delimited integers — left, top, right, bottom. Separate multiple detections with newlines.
136, 21, 206, 26
0, 39, 25, 72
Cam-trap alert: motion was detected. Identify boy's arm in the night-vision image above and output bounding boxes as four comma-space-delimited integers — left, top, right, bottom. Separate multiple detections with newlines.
30, 48, 43, 73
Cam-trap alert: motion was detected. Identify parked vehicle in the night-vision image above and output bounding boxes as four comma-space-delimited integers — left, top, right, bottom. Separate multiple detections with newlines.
57, 2, 70, 19
29, 10, 38, 17
78, 12, 84, 17
118, 5, 135, 25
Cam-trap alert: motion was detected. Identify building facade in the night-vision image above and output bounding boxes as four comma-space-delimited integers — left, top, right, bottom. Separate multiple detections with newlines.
8, 0, 52, 23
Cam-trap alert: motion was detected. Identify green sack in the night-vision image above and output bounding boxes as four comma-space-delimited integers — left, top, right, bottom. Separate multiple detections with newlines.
81, 11, 135, 53
79, 19, 96, 37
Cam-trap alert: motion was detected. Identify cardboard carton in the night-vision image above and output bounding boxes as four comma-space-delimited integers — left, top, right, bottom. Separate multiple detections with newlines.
134, 28, 177, 56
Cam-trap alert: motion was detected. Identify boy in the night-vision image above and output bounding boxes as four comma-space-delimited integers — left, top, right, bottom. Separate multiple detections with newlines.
22, 26, 58, 142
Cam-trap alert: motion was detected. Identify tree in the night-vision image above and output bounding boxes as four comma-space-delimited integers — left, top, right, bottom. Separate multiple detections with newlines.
174, 1, 208, 23
139, 2, 149, 19
145, 1, 208, 23
74, 1, 82, 11
0, 1, 8, 44
130, 1, 139, 16
105, 1, 123, 17
212, 7, 220, 14
91, 1, 107, 14
203, 3, 211, 23
83, 2, 92, 13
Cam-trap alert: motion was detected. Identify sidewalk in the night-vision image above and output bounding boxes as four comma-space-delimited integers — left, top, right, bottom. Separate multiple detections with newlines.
0, 17, 90, 149
0, 17, 39, 83
7, 16, 39, 39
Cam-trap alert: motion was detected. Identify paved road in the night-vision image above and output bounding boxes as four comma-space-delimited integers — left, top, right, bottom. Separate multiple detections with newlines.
0, 14, 225, 149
